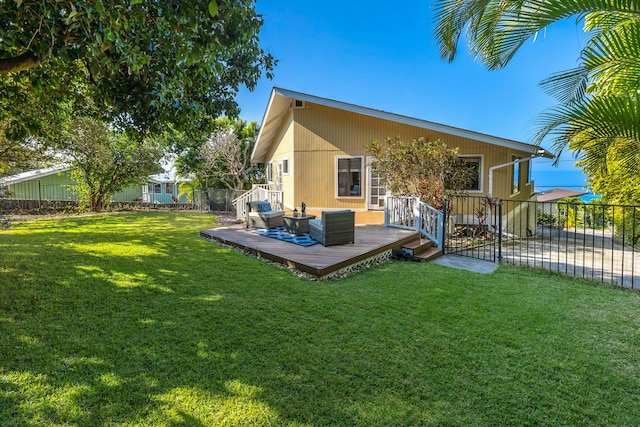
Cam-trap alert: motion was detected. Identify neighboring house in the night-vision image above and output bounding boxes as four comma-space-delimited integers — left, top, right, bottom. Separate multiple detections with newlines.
0, 165, 76, 200
142, 171, 189, 204
251, 87, 553, 220
1, 165, 142, 202
536, 188, 589, 215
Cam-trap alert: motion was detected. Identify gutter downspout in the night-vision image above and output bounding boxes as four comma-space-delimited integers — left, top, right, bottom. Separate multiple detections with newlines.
487, 152, 546, 257
487, 153, 545, 197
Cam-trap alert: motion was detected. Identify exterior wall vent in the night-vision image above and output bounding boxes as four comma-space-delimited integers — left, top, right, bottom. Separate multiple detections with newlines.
291, 99, 305, 109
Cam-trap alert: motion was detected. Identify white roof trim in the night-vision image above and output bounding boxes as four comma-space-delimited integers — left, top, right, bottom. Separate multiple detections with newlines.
252, 87, 553, 163
0, 164, 73, 185
251, 89, 278, 161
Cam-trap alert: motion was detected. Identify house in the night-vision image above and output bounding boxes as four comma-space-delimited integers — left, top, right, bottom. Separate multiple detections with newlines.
535, 188, 590, 215
142, 171, 189, 204
0, 165, 157, 203
0, 165, 77, 200
250, 87, 553, 223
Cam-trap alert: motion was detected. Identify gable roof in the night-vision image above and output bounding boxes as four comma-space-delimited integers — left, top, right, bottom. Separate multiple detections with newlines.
0, 164, 72, 186
536, 188, 589, 202
252, 87, 554, 163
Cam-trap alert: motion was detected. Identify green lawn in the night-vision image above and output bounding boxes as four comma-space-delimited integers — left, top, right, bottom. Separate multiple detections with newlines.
1, 211, 639, 426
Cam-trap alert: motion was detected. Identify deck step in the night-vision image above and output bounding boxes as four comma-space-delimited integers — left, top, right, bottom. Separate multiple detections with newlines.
401, 237, 433, 256
414, 246, 443, 261
394, 237, 442, 262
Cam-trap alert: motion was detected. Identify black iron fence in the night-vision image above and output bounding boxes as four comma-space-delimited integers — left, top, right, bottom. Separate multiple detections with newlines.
444, 195, 640, 288
206, 188, 245, 212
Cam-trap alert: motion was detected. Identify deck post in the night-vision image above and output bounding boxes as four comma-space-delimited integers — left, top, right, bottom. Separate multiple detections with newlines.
384, 195, 389, 226
413, 197, 421, 232
497, 200, 503, 262
440, 198, 448, 251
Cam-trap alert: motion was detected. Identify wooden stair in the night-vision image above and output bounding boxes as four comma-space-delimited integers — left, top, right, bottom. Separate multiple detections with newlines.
396, 236, 443, 262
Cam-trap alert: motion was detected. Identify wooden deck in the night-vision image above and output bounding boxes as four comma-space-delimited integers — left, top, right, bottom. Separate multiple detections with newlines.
200, 224, 421, 278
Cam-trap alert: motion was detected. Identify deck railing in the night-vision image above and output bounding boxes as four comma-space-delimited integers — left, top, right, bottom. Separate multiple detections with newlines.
385, 195, 445, 248
231, 184, 283, 221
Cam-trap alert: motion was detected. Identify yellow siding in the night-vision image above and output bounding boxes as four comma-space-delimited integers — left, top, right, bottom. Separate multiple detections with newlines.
266, 111, 295, 209
266, 101, 537, 213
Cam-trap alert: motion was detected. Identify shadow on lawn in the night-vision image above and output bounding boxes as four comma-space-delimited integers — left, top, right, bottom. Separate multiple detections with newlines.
0, 212, 385, 425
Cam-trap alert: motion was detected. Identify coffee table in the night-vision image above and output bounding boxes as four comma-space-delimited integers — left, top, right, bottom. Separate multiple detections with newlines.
283, 215, 316, 235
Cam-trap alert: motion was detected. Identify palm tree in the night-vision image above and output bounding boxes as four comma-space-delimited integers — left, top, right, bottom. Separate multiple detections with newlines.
433, 0, 640, 171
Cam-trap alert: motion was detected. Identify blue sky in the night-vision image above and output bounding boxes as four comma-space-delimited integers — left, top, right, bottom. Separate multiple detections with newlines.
235, 0, 590, 192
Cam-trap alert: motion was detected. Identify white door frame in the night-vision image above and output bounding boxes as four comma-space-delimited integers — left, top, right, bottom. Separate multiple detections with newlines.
366, 156, 389, 210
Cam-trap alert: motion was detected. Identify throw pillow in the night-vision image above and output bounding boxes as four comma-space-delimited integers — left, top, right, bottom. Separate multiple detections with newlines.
258, 201, 272, 212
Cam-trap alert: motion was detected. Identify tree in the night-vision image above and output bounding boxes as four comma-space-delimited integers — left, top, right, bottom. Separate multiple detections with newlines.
61, 117, 161, 212
433, 0, 640, 191
0, 1, 275, 138
178, 118, 261, 191
577, 137, 640, 206
0, 133, 53, 176
367, 137, 474, 210
556, 196, 585, 228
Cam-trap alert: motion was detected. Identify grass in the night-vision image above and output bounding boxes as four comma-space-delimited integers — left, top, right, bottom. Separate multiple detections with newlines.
1, 211, 640, 426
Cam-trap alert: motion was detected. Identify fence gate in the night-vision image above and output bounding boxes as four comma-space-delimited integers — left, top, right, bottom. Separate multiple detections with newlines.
443, 195, 640, 288
444, 195, 503, 262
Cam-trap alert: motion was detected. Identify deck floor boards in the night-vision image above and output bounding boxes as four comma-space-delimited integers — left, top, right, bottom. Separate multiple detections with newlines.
200, 224, 421, 278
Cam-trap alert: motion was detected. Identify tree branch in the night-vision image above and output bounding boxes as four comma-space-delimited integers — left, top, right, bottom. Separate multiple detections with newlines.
0, 51, 40, 74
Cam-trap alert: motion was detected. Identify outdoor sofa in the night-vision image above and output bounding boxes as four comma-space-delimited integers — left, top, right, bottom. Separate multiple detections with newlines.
309, 210, 355, 246
245, 200, 285, 229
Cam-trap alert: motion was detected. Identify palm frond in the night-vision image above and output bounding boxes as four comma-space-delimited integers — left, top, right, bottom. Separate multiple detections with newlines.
534, 93, 640, 159
433, 0, 640, 68
581, 17, 640, 95
539, 67, 590, 105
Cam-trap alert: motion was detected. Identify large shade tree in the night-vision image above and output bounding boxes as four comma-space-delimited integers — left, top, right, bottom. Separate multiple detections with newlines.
0, 133, 53, 175
433, 0, 640, 200
0, 0, 275, 139
61, 117, 162, 212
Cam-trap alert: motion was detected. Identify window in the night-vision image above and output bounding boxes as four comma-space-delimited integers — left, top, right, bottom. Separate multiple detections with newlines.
267, 162, 273, 183
512, 155, 521, 194
337, 157, 362, 197
147, 183, 161, 194
527, 159, 533, 184
166, 183, 174, 195
281, 158, 289, 175
460, 156, 482, 191
367, 157, 389, 210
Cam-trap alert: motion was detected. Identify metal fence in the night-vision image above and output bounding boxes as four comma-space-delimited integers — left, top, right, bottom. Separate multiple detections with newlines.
444, 195, 640, 288
206, 188, 245, 213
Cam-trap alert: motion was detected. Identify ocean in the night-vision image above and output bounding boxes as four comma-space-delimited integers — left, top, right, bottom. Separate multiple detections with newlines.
530, 168, 599, 201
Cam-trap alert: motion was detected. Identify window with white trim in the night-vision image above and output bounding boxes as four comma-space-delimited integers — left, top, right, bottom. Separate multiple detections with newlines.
267, 162, 273, 183
281, 158, 289, 175
459, 156, 482, 191
337, 156, 363, 197
512, 155, 521, 194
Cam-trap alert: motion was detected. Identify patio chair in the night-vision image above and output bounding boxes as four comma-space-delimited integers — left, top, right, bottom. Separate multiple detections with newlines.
246, 200, 284, 229
309, 210, 355, 246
